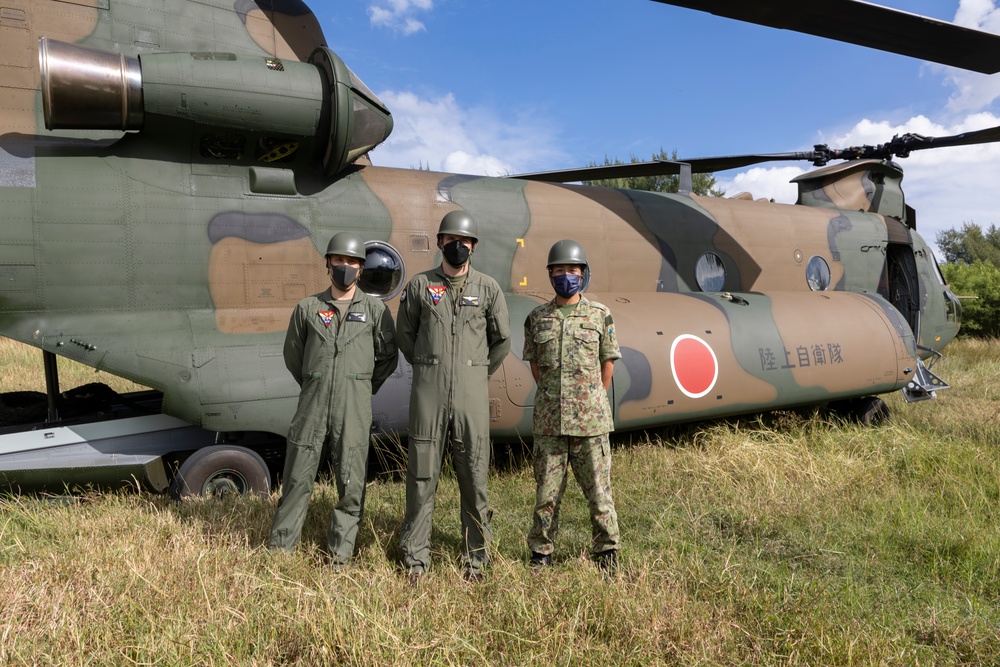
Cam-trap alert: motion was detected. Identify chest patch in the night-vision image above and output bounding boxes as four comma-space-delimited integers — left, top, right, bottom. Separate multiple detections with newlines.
428, 285, 447, 305
346, 311, 367, 323
318, 310, 335, 328
459, 295, 480, 307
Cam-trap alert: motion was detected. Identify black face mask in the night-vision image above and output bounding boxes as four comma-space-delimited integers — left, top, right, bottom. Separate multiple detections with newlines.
442, 240, 471, 267
330, 264, 360, 290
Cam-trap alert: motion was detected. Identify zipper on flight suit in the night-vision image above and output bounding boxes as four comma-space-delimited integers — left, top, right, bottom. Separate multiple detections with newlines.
447, 279, 465, 427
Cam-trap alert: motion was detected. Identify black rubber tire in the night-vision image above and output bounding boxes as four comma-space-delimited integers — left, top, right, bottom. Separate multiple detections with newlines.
170, 445, 271, 500
829, 396, 890, 426
856, 396, 890, 427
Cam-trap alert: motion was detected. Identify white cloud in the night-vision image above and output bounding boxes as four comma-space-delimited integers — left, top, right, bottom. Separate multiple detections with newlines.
368, 90, 566, 176
716, 166, 804, 204
368, 0, 433, 35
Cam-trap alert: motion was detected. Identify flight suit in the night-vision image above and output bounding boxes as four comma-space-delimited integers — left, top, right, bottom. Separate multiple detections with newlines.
396, 265, 511, 575
522, 296, 621, 557
268, 287, 398, 563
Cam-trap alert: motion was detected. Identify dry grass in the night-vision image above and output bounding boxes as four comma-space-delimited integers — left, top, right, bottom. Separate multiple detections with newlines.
1, 338, 998, 665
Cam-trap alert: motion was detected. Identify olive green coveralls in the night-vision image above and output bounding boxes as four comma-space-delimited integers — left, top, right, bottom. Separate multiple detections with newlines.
396, 265, 511, 574
268, 287, 398, 563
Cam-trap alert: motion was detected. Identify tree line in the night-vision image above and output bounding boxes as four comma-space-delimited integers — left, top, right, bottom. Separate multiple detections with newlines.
936, 223, 1000, 338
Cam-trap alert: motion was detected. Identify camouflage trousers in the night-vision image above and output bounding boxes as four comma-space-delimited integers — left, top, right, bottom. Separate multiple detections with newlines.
526, 433, 620, 556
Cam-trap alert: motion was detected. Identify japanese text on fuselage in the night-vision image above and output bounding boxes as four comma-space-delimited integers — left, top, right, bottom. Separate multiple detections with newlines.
759, 343, 844, 371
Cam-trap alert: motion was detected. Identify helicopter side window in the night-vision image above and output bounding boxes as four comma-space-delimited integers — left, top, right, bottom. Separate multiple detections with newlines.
695, 252, 726, 292
806, 256, 831, 291
359, 241, 405, 300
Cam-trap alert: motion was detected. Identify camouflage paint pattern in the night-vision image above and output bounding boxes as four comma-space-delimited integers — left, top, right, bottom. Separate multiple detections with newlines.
0, 0, 963, 490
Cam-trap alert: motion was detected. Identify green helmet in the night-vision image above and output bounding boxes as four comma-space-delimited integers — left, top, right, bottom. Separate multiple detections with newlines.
325, 232, 366, 263
546, 239, 588, 268
438, 210, 478, 241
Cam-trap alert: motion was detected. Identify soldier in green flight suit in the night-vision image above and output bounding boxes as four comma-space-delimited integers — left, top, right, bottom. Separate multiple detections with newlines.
522, 239, 622, 571
396, 210, 511, 581
268, 232, 398, 566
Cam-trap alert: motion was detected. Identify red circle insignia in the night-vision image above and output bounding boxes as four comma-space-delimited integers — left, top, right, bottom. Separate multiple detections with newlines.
670, 335, 719, 398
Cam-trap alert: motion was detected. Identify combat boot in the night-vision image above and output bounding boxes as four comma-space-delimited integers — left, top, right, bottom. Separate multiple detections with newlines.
595, 549, 617, 572
529, 552, 552, 568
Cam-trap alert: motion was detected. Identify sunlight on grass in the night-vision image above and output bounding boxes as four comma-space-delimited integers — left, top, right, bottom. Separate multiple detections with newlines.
1, 338, 998, 665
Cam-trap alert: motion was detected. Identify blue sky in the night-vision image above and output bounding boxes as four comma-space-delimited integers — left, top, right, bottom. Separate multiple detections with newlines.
307, 0, 1000, 257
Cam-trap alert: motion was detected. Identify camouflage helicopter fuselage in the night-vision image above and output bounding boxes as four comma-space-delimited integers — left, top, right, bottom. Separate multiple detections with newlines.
0, 0, 961, 491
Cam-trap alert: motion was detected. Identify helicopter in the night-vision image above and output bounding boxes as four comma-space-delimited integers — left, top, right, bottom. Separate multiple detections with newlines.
0, 0, 997, 498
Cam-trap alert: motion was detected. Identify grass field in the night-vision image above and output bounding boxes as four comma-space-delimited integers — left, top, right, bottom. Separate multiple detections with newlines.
1, 338, 999, 665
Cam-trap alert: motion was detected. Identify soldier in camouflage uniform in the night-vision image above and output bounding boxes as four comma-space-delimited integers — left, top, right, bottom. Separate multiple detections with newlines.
268, 232, 398, 566
522, 239, 622, 570
396, 210, 511, 581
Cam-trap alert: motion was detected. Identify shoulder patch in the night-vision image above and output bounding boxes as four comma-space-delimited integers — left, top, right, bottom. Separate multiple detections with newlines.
399, 288, 406, 303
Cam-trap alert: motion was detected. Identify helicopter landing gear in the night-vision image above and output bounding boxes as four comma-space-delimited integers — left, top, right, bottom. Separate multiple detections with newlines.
828, 396, 890, 426
171, 445, 271, 500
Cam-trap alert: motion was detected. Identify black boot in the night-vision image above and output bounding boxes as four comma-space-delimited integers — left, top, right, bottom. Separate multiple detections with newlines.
529, 552, 552, 568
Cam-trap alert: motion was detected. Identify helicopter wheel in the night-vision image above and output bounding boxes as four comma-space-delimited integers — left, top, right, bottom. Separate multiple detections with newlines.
171, 445, 271, 500
829, 396, 890, 426
859, 397, 890, 426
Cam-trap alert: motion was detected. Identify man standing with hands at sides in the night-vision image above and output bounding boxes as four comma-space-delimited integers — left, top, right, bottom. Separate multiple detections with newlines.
396, 210, 511, 582
522, 239, 622, 571
268, 232, 398, 568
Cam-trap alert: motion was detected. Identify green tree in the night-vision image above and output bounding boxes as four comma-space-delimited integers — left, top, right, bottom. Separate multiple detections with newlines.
935, 223, 1000, 265
941, 260, 1000, 338
583, 148, 724, 197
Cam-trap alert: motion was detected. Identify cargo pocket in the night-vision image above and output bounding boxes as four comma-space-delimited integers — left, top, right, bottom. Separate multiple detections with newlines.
571, 324, 601, 369
408, 437, 437, 480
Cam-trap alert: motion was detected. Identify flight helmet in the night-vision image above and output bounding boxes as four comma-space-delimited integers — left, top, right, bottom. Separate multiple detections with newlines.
546, 239, 589, 268
325, 232, 366, 263
438, 210, 479, 241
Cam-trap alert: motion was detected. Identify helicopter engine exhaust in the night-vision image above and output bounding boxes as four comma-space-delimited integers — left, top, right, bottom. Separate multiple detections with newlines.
40, 37, 144, 131
38, 37, 393, 176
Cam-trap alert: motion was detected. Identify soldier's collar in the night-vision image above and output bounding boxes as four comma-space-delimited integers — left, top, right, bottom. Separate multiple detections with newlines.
546, 295, 589, 311
434, 264, 475, 282
321, 286, 363, 306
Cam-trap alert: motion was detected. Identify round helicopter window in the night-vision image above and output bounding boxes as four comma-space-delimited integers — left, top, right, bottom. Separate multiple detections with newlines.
359, 241, 405, 300
806, 256, 831, 291
695, 252, 726, 292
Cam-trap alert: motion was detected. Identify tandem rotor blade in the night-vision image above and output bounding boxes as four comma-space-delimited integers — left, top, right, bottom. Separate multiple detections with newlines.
652, 0, 1000, 74
886, 124, 1000, 156
510, 153, 818, 183
510, 121, 1000, 184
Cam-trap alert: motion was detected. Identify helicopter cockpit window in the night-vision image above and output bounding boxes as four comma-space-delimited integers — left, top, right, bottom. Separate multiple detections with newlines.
695, 252, 726, 292
806, 256, 831, 291
931, 251, 947, 285
359, 241, 405, 301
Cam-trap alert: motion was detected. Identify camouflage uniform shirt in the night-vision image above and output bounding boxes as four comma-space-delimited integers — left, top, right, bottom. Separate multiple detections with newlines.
522, 297, 621, 436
